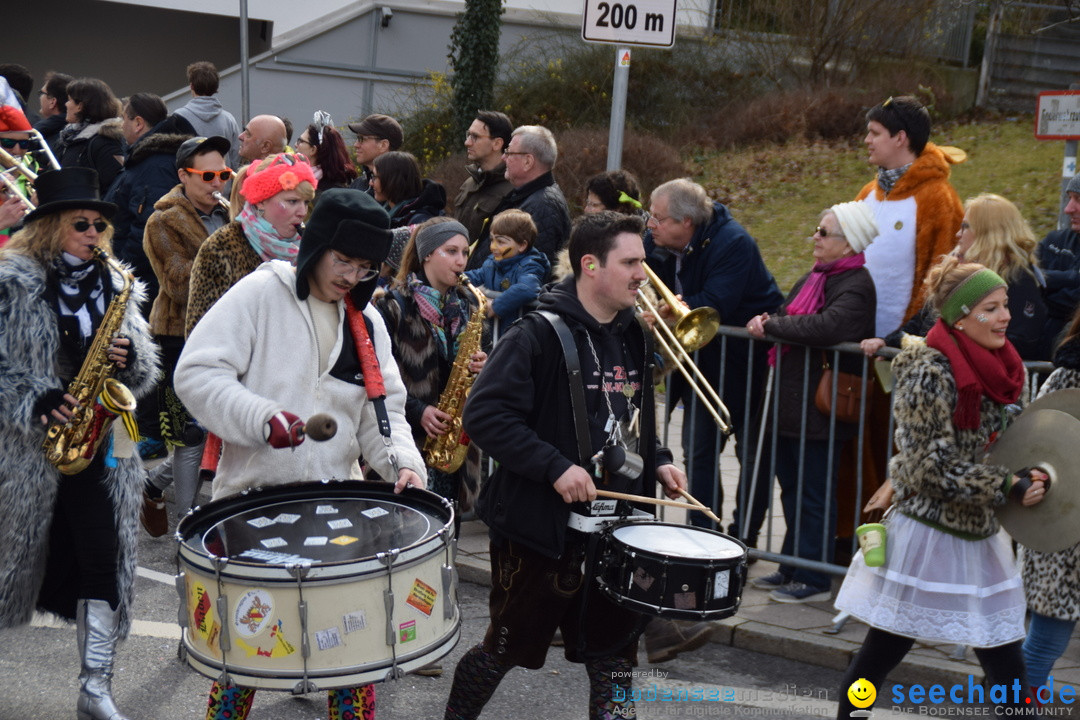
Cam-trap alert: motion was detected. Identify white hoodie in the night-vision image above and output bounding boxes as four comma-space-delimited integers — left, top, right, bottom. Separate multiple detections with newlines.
176, 260, 425, 500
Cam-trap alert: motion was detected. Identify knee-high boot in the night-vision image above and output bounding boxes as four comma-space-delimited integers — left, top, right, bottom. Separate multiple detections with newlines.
172, 439, 206, 515
76, 599, 131, 720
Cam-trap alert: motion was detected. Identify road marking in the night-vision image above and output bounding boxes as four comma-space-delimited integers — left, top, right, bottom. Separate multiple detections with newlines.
29, 614, 181, 639
137, 565, 176, 586
632, 677, 912, 719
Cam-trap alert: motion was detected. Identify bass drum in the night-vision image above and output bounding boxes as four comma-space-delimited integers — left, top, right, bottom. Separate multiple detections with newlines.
176, 480, 459, 692
596, 521, 747, 621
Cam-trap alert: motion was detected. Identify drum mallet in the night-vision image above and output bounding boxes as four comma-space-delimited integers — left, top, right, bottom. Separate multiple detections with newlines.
596, 489, 721, 524
301, 413, 338, 441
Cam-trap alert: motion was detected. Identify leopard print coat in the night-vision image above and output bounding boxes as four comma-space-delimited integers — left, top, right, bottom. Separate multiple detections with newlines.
1022, 337, 1080, 620
184, 221, 261, 336
889, 344, 1025, 538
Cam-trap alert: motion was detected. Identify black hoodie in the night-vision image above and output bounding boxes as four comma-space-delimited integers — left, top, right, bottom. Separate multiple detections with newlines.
464, 276, 673, 558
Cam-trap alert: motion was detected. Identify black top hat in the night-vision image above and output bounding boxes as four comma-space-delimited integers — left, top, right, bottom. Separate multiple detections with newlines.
25, 167, 118, 224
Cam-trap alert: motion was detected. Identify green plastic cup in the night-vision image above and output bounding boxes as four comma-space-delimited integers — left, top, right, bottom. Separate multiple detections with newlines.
856, 523, 887, 567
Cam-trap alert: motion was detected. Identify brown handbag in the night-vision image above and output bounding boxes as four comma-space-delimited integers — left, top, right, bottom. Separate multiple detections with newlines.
814, 355, 865, 423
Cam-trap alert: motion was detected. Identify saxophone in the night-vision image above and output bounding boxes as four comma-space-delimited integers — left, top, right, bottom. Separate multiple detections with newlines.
43, 247, 138, 475
423, 274, 487, 473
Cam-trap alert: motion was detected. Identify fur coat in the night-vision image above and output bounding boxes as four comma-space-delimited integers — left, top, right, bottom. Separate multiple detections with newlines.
888, 343, 1026, 538
857, 143, 965, 336
0, 252, 159, 636
144, 184, 210, 337
1022, 336, 1080, 620
184, 221, 261, 336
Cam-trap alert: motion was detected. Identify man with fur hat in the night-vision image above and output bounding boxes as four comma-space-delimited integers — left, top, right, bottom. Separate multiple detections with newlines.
1037, 173, 1080, 347
175, 187, 426, 720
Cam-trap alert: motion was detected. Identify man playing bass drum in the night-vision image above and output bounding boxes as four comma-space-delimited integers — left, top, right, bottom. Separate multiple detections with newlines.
444, 211, 687, 720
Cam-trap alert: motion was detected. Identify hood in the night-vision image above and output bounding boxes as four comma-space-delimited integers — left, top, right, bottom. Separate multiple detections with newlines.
180, 96, 226, 122
396, 178, 447, 215
537, 275, 637, 333
466, 161, 507, 184
73, 117, 124, 143
127, 132, 191, 167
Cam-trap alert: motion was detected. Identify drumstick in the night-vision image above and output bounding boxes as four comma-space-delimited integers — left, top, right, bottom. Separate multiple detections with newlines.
676, 488, 723, 526
595, 489, 716, 519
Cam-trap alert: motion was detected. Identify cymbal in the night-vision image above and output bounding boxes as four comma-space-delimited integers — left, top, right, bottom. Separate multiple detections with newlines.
991, 409, 1080, 553
1024, 388, 1080, 422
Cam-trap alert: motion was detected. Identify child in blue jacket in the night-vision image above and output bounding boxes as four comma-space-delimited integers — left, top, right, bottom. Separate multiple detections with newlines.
464, 209, 550, 320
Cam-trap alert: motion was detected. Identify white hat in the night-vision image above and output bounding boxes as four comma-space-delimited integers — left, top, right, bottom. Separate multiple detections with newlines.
830, 201, 878, 254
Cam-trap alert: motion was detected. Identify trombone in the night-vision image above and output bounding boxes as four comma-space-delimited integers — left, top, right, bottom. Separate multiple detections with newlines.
29, 129, 61, 171
0, 145, 39, 183
638, 262, 732, 434
0, 167, 35, 216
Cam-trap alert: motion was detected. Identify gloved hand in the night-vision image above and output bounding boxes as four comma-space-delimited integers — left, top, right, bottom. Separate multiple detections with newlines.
266, 411, 305, 449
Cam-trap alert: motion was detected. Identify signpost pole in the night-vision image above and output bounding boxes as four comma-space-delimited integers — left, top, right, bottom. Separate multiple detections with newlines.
1063, 82, 1079, 231
606, 48, 631, 171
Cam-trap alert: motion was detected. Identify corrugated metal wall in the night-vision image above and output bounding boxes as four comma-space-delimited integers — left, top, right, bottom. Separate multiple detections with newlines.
988, 2, 1080, 112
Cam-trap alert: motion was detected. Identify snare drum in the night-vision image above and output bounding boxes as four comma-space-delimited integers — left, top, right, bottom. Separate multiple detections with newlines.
176, 480, 459, 692
595, 522, 747, 621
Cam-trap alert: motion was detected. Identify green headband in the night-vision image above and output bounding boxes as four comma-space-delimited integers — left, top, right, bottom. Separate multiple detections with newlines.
940, 268, 1006, 326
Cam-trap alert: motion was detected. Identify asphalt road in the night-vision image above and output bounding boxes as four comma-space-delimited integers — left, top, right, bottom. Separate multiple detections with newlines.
0, 498, 853, 720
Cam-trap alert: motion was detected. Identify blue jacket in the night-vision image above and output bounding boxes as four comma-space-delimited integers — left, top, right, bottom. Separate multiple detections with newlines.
464, 247, 551, 319
644, 201, 783, 404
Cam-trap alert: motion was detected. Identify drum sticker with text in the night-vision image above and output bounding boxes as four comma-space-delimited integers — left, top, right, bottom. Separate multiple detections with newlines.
260, 537, 287, 549
330, 535, 358, 546
362, 506, 389, 519
235, 619, 296, 658
632, 565, 655, 591
188, 580, 220, 650
673, 590, 699, 610
305, 536, 329, 546
327, 518, 353, 530
247, 516, 275, 528
234, 589, 274, 637
316, 504, 339, 515
315, 626, 343, 651
407, 578, 437, 617
274, 513, 300, 524
713, 569, 730, 599
343, 610, 368, 633
399, 620, 417, 643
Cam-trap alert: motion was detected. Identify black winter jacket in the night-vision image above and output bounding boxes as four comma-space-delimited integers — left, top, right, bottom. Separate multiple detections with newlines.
465, 277, 673, 558
467, 171, 570, 271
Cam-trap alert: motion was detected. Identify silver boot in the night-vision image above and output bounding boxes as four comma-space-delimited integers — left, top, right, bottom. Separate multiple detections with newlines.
76, 598, 131, 720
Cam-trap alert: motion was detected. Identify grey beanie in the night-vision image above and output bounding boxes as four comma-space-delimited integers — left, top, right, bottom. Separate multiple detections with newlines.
414, 219, 469, 261
1067, 174, 1080, 196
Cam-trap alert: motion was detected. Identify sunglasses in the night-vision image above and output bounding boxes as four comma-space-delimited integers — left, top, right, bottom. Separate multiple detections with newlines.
815, 226, 844, 239
72, 218, 110, 233
0, 138, 32, 150
183, 168, 234, 182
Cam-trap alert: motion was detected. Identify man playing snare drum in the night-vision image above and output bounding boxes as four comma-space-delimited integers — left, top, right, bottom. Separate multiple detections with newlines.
176, 187, 425, 720
444, 211, 687, 720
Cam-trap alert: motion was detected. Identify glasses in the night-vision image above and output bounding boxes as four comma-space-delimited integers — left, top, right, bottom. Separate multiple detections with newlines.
814, 226, 845, 239
959, 221, 971, 231
465, 131, 490, 142
329, 251, 378, 281
583, 199, 606, 211
647, 214, 674, 226
355, 135, 382, 144
183, 168, 234, 182
0, 138, 32, 150
71, 218, 110, 233
295, 137, 314, 148
502, 150, 530, 157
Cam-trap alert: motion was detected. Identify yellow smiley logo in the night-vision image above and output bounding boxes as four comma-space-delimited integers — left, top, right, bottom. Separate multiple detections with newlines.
848, 678, 876, 709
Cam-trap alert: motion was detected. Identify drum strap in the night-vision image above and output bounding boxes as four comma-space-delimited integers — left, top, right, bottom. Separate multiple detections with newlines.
537, 311, 593, 466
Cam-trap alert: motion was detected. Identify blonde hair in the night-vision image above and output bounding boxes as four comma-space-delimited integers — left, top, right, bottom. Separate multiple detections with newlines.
1, 209, 114, 267
961, 193, 1038, 281
924, 256, 988, 313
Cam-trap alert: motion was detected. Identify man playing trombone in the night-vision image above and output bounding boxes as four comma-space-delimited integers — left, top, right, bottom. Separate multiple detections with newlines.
0, 104, 38, 242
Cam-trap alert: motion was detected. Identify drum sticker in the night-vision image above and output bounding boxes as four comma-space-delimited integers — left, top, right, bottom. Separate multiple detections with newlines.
260, 537, 287, 549
713, 569, 730, 599
343, 610, 368, 633
361, 506, 389, 519
189, 581, 216, 639
304, 536, 329, 546
239, 549, 311, 564
316, 505, 339, 515
235, 619, 296, 658
673, 591, 698, 610
247, 516, 275, 528
315, 626, 343, 651
274, 513, 301, 524
399, 620, 417, 643
406, 578, 437, 617
328, 518, 353, 530
330, 535, 358, 546
234, 590, 274, 637
632, 566, 655, 591
590, 499, 617, 515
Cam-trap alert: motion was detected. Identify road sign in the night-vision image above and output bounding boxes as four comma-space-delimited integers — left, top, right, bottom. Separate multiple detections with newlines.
1036, 90, 1080, 140
581, 0, 677, 48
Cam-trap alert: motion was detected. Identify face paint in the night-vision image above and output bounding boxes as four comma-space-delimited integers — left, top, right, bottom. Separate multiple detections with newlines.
976, 313, 988, 323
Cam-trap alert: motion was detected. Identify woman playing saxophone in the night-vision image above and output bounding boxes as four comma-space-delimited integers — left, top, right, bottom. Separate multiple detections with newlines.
375, 217, 488, 525
0, 167, 158, 720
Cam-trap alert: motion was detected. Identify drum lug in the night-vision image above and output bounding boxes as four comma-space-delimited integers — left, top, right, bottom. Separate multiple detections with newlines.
174, 572, 188, 630
441, 563, 457, 621
383, 588, 396, 647
215, 594, 231, 652
291, 679, 319, 695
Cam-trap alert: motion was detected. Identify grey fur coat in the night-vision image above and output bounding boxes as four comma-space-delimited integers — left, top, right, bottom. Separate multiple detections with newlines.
0, 252, 159, 636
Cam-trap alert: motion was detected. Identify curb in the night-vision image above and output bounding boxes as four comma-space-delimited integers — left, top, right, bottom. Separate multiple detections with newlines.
453, 559, 984, 687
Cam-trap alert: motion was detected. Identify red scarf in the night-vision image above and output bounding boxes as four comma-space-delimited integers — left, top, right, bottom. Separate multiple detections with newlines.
924, 319, 1024, 430
344, 294, 386, 398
